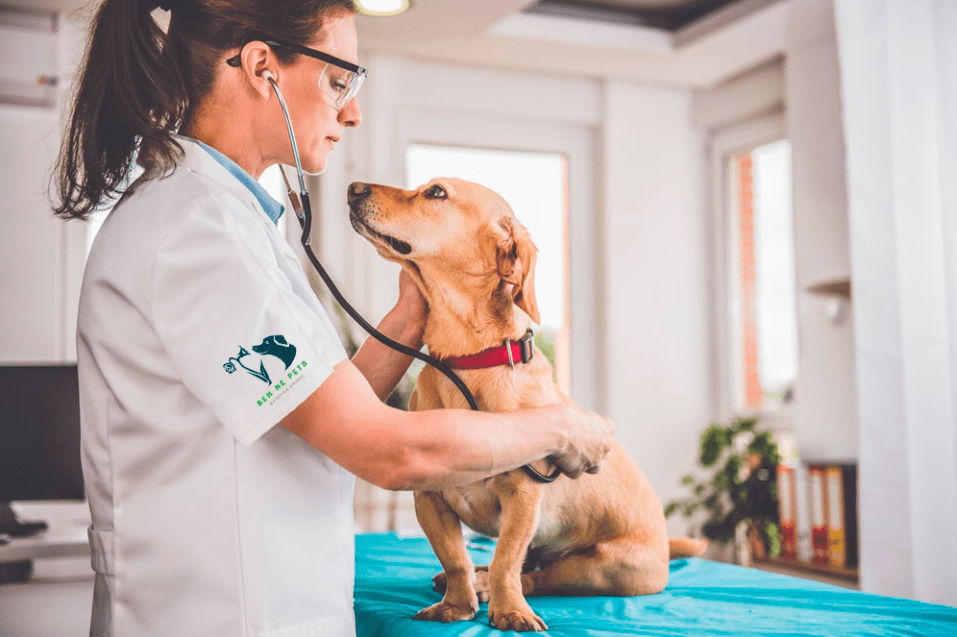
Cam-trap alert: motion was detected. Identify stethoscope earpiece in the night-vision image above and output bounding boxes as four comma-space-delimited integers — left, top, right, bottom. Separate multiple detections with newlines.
262, 70, 275, 83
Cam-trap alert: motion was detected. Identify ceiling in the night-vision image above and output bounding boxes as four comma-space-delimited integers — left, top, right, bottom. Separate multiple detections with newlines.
527, 0, 745, 31
1, 0, 790, 89
354, 0, 789, 87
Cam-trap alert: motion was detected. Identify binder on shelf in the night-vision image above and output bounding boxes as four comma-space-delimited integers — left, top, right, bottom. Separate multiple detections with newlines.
826, 467, 846, 567
793, 463, 813, 562
808, 465, 829, 565
827, 464, 858, 569
776, 464, 797, 559
844, 465, 859, 569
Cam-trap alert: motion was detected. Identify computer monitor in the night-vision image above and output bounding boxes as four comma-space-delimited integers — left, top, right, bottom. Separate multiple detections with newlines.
0, 364, 84, 537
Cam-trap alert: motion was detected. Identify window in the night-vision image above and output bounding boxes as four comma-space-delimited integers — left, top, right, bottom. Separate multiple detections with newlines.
726, 139, 798, 412
405, 143, 571, 393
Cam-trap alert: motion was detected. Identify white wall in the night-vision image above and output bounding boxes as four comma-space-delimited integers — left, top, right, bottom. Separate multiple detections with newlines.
601, 81, 712, 536
0, 8, 86, 364
785, 0, 857, 462
0, 104, 70, 361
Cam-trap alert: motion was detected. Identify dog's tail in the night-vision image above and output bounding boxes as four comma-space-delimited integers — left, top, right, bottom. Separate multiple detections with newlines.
669, 537, 709, 559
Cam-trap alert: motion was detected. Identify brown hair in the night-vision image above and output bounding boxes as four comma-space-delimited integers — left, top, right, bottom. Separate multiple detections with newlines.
53, 0, 356, 221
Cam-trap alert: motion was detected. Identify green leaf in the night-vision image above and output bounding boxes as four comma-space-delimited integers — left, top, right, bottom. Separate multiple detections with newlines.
664, 502, 681, 518
766, 521, 780, 556
737, 417, 758, 432
679, 417, 789, 550
713, 471, 729, 491
726, 456, 742, 482
700, 425, 727, 467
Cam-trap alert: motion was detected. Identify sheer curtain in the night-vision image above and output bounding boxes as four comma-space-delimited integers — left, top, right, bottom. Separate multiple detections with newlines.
835, 0, 957, 605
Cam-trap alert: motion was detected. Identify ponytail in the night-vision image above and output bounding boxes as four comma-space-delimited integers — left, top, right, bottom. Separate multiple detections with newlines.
53, 0, 356, 221
53, 0, 187, 220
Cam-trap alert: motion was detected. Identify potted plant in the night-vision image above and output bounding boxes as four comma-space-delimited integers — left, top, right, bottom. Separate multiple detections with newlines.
664, 417, 782, 564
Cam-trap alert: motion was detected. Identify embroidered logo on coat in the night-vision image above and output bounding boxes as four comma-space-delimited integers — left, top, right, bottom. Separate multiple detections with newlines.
223, 335, 298, 385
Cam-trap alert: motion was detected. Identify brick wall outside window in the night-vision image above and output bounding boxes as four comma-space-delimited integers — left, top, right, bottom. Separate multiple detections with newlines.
736, 153, 763, 410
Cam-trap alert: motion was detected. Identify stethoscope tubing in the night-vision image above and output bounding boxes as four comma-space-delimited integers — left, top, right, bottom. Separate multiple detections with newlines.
267, 77, 559, 483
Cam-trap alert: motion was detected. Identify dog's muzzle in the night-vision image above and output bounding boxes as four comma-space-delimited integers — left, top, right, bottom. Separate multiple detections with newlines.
347, 183, 413, 256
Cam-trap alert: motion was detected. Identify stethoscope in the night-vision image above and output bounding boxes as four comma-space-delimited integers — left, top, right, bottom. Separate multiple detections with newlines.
263, 71, 561, 483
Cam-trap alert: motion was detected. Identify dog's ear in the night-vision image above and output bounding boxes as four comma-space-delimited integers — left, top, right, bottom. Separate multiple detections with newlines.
495, 216, 540, 324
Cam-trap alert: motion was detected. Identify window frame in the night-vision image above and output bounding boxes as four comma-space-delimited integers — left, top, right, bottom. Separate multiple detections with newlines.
708, 113, 797, 426
396, 109, 601, 412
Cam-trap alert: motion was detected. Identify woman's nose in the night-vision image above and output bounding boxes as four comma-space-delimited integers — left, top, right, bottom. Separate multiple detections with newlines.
339, 97, 362, 128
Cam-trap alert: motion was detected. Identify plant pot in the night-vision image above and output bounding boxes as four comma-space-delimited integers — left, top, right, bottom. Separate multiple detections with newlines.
734, 521, 751, 566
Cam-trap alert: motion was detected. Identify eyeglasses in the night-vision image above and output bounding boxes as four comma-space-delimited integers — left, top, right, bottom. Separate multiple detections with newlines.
226, 39, 367, 108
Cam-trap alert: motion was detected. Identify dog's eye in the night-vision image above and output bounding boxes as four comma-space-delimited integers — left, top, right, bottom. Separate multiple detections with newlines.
424, 185, 447, 200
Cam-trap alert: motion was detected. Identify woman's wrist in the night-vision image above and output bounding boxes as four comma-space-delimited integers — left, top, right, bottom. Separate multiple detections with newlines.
542, 403, 573, 457
382, 303, 425, 350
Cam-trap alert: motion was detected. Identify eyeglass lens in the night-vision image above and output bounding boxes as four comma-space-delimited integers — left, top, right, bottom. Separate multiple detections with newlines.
318, 64, 363, 108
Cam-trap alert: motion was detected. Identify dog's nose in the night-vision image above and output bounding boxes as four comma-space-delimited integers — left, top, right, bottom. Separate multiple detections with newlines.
348, 182, 371, 204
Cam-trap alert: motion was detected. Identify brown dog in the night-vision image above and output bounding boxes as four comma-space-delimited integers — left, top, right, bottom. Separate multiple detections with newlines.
347, 178, 707, 632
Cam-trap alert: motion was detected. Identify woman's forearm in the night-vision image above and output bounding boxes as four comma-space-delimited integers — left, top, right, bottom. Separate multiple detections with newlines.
350, 307, 422, 402
384, 405, 572, 491
282, 361, 612, 491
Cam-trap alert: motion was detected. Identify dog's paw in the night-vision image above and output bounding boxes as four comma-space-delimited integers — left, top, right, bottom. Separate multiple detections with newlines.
488, 601, 548, 632
414, 600, 478, 623
432, 567, 490, 603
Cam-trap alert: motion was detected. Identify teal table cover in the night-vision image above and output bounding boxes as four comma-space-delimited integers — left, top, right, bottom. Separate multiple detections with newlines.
354, 533, 957, 636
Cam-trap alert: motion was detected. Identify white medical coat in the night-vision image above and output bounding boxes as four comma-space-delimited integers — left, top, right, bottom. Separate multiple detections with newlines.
77, 138, 355, 637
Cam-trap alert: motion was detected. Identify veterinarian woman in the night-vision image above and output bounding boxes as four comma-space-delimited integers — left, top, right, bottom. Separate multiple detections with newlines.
52, 1, 613, 636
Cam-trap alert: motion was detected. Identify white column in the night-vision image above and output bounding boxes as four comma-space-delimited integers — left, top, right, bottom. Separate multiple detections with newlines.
835, 0, 957, 605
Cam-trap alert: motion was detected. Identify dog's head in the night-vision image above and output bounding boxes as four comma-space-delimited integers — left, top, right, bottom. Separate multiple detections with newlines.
347, 178, 540, 325
252, 335, 292, 353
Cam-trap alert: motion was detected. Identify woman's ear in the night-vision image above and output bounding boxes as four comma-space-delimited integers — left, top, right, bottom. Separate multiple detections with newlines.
495, 216, 541, 325
237, 41, 276, 99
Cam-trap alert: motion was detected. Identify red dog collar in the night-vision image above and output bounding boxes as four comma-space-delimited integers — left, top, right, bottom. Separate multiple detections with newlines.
444, 329, 535, 370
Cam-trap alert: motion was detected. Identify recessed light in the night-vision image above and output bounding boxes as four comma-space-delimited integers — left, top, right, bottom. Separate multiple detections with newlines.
354, 0, 411, 17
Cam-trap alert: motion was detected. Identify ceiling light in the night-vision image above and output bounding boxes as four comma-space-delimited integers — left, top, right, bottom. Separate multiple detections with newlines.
354, 0, 411, 17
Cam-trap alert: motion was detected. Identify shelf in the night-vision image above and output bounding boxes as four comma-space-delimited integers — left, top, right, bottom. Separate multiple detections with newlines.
0, 519, 90, 564
804, 279, 851, 298
752, 555, 859, 583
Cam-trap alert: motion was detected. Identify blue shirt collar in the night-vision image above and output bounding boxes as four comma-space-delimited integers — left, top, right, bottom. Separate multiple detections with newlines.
192, 139, 285, 225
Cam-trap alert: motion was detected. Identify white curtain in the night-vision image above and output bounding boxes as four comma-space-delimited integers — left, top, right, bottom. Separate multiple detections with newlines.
834, 0, 957, 606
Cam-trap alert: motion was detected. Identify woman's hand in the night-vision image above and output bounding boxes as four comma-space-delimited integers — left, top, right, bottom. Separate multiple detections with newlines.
392, 268, 428, 347
547, 404, 615, 478
349, 269, 427, 401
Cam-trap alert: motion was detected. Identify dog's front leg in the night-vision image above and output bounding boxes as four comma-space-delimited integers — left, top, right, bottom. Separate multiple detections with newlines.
413, 491, 479, 623
487, 477, 547, 632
